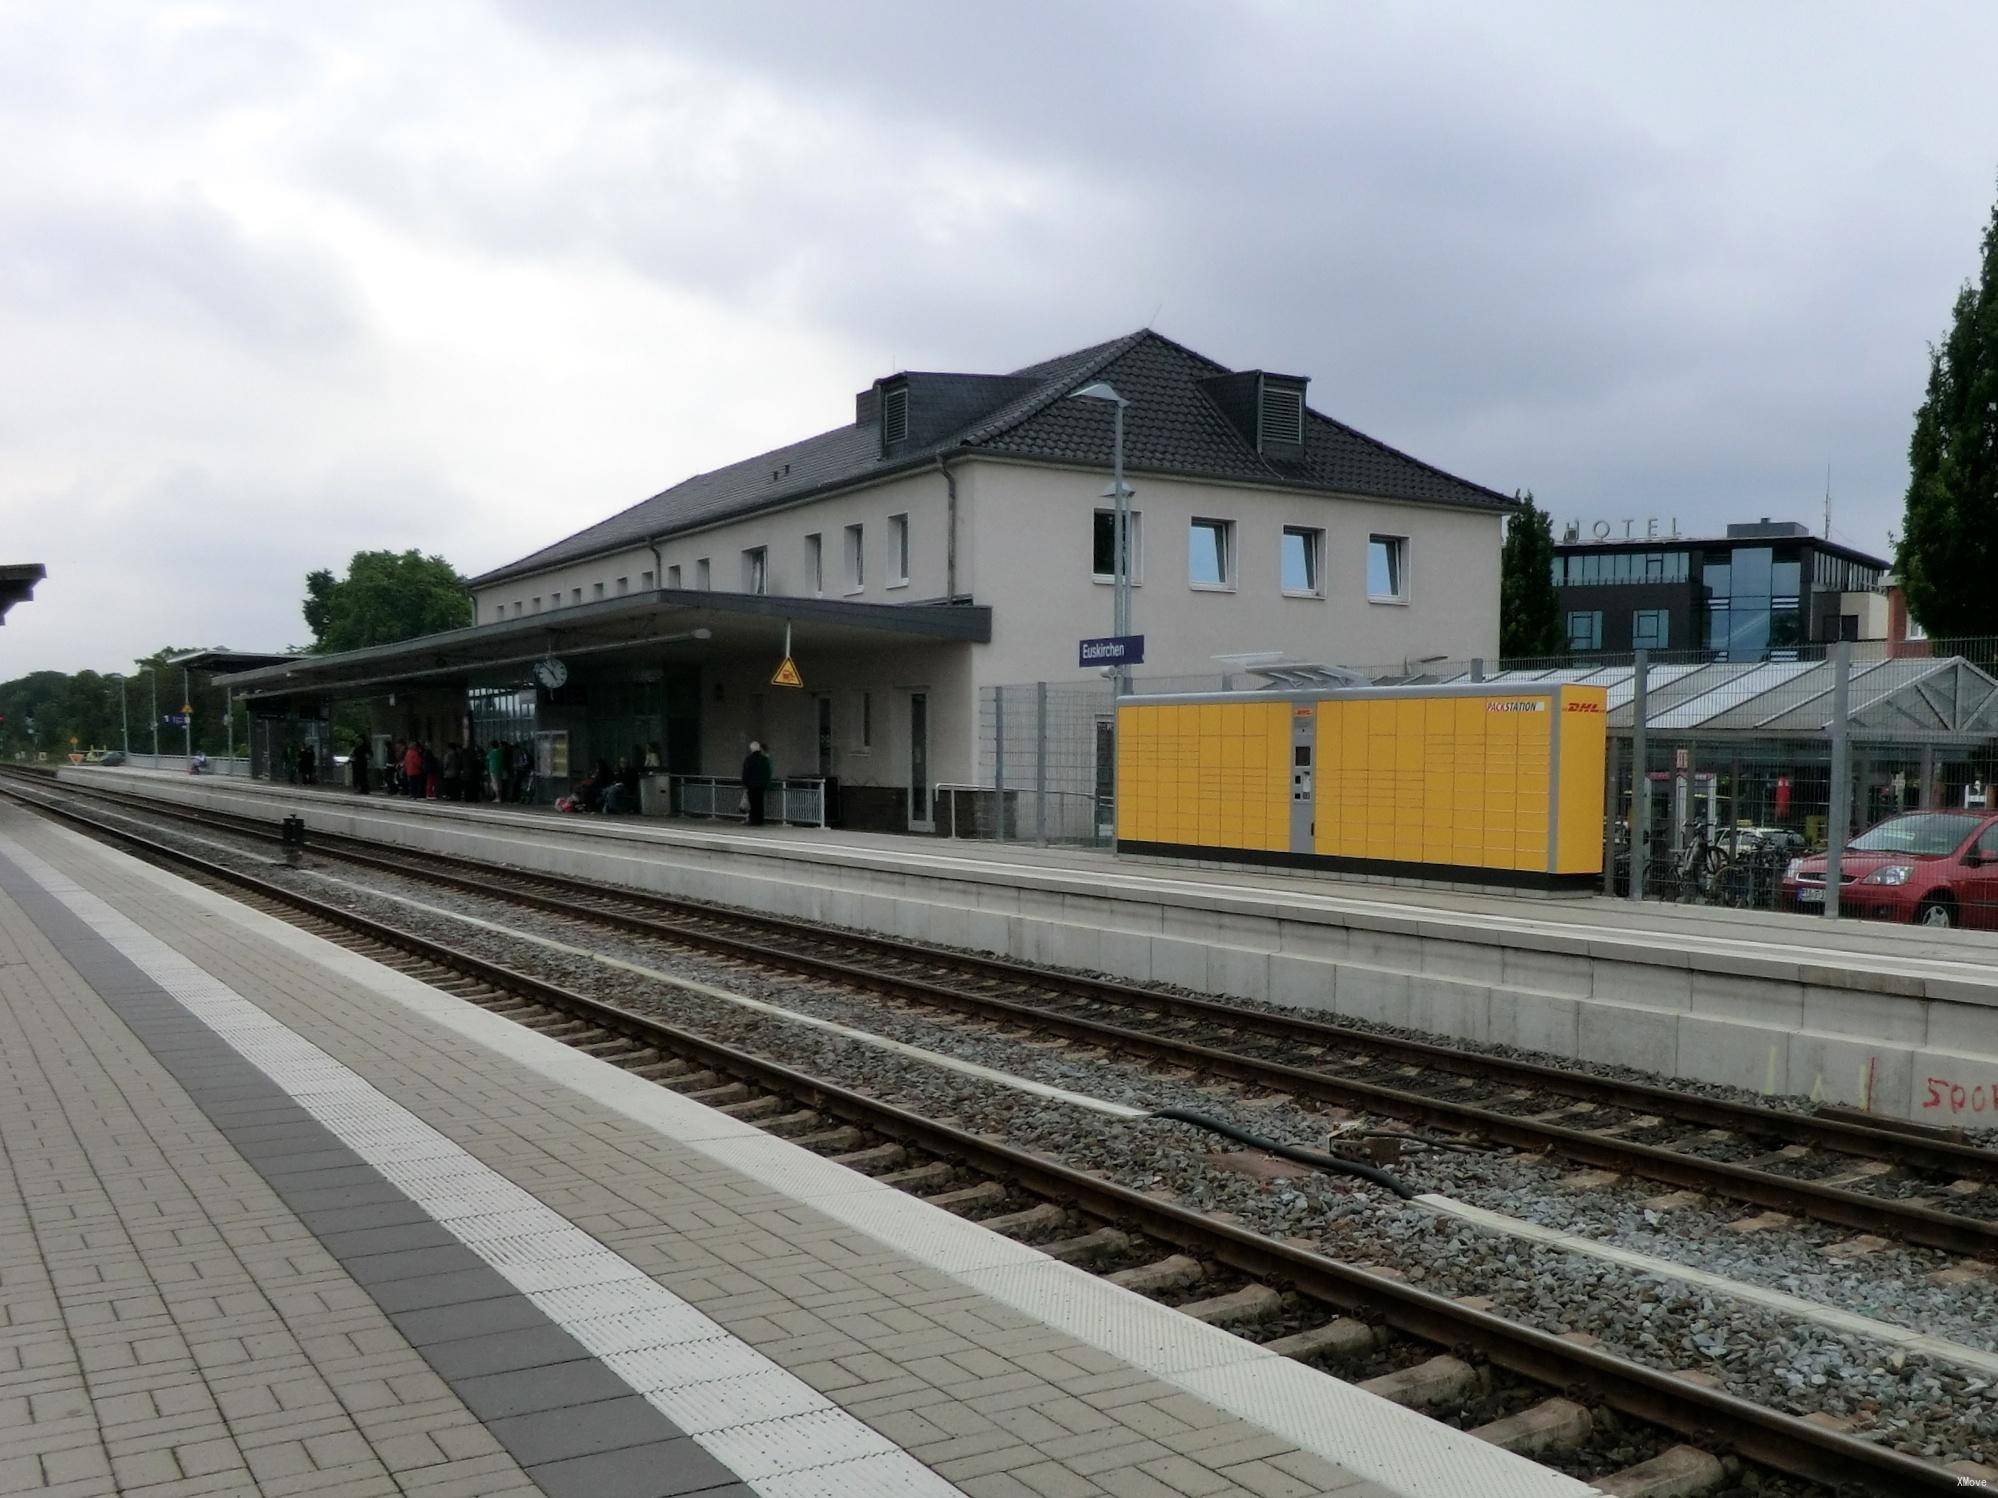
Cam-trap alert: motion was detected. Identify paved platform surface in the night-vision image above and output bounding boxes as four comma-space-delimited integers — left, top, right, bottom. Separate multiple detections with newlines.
60, 765, 1998, 986
0, 801, 1593, 1497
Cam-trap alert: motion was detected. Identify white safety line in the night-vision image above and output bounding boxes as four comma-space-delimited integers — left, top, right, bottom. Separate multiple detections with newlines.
298, 868, 1149, 1120
24, 802, 1595, 1497
0, 833, 962, 1498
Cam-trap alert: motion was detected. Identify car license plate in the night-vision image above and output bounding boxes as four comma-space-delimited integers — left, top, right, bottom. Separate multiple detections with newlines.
1797, 888, 1824, 904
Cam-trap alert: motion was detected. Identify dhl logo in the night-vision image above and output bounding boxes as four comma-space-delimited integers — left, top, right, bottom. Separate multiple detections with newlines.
1564, 700, 1605, 713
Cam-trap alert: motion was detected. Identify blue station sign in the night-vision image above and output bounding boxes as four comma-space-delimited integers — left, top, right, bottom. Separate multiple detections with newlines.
1078, 634, 1145, 668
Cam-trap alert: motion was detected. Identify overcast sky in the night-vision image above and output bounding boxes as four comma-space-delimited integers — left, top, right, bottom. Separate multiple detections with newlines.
5, 1, 1997, 675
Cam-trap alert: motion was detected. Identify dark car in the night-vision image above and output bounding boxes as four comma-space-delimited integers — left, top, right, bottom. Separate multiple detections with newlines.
1780, 809, 1998, 928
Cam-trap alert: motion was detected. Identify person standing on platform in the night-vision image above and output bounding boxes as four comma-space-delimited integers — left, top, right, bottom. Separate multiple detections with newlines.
281, 743, 297, 784
351, 737, 371, 794
402, 740, 424, 799
298, 741, 316, 786
487, 740, 505, 802
741, 740, 773, 827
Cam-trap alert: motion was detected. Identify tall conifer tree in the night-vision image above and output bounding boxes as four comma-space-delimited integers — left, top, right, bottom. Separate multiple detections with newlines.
1500, 491, 1565, 659
1899, 184, 1998, 637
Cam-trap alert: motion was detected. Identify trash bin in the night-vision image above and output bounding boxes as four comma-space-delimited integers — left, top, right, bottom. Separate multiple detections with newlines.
639, 774, 669, 816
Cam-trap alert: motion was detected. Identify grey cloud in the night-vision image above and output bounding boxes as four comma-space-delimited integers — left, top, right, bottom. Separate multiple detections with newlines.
0, 192, 361, 352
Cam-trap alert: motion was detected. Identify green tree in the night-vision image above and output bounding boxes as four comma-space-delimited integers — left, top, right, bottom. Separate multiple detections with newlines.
1499, 490, 1564, 659
303, 550, 470, 653
1898, 183, 1998, 639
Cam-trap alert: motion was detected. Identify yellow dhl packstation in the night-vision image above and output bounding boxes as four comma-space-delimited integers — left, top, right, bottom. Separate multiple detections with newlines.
1114, 683, 1608, 890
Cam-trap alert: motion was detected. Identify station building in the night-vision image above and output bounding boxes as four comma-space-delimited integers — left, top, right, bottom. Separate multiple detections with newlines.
220, 330, 1516, 830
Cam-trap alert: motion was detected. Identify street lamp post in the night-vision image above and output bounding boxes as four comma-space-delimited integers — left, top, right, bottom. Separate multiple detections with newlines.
149, 669, 159, 760
182, 667, 192, 760
108, 673, 128, 755
1067, 381, 1133, 697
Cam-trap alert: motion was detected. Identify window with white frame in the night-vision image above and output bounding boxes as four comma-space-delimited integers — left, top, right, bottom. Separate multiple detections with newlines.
1091, 510, 1143, 583
1280, 527, 1324, 596
616, 576, 628, 595
1188, 518, 1234, 589
742, 547, 767, 595
1367, 535, 1408, 602
665, 564, 681, 588
1905, 613, 1928, 642
844, 523, 864, 591
887, 514, 910, 586
805, 533, 823, 595
695, 558, 711, 591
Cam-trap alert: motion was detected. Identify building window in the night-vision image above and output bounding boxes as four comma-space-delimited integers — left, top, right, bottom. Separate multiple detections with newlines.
666, 564, 681, 588
571, 588, 582, 606
844, 523, 864, 591
1632, 609, 1669, 649
1280, 527, 1324, 596
1567, 610, 1603, 650
641, 569, 654, 588
531, 596, 542, 613
887, 514, 910, 587
1367, 535, 1407, 602
1092, 510, 1143, 583
695, 558, 711, 591
593, 582, 604, 600
860, 691, 873, 750
616, 576, 628, 595
1906, 614, 1929, 642
742, 547, 767, 595
1188, 518, 1233, 588
805, 533, 823, 595
512, 601, 522, 618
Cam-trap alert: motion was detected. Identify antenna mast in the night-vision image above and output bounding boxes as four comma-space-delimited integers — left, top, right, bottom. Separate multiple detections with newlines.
1823, 463, 1831, 540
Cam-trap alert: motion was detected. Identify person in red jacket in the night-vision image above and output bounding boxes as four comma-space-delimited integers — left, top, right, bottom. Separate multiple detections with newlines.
402, 741, 425, 799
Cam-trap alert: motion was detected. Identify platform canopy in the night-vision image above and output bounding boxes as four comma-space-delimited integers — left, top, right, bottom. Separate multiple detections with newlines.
0, 563, 45, 624
212, 590, 992, 701
1431, 655, 1998, 743
165, 648, 312, 675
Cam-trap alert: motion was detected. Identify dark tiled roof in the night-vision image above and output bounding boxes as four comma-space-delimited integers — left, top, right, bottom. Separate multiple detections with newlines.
473, 330, 1514, 587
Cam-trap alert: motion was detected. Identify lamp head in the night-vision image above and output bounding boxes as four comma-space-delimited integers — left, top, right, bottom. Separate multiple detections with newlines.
1069, 381, 1126, 406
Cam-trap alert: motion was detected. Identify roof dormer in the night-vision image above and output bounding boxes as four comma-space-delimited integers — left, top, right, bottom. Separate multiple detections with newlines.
1198, 370, 1309, 460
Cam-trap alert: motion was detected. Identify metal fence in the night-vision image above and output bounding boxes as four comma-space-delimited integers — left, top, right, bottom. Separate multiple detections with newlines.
970, 638, 1998, 927
671, 774, 828, 828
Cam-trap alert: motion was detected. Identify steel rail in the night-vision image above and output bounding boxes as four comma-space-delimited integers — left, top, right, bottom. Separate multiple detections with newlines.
16, 771, 1998, 1257
0, 782, 1958, 1495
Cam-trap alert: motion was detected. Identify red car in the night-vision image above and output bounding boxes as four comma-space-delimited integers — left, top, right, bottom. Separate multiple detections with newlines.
1781, 810, 1998, 928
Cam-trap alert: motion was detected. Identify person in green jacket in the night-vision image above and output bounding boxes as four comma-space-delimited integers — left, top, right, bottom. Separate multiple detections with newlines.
486, 740, 505, 802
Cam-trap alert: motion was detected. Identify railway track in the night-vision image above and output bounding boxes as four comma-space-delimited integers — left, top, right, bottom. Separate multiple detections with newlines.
0, 775, 1965, 1494
20, 768, 1998, 1263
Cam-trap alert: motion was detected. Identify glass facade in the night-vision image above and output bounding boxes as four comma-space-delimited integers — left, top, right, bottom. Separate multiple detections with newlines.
1703, 545, 1805, 658
1551, 550, 1689, 586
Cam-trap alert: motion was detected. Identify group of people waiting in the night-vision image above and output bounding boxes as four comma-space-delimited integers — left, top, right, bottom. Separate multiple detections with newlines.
278, 742, 320, 784
555, 744, 663, 815
344, 738, 539, 803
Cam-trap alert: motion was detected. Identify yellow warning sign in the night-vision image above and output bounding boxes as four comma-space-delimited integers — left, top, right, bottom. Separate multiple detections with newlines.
770, 657, 804, 689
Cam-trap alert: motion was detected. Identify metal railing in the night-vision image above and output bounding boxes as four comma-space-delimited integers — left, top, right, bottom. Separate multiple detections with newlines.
102, 753, 253, 777
670, 774, 827, 828
935, 783, 1111, 847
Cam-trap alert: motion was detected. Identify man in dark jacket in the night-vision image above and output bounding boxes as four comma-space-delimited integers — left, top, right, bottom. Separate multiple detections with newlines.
351, 737, 371, 794
741, 741, 773, 826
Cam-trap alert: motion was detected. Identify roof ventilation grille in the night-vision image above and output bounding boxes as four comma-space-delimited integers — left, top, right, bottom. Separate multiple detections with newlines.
881, 385, 910, 448
1259, 381, 1304, 449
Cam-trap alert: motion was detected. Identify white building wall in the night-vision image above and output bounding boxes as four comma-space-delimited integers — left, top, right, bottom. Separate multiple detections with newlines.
471, 469, 955, 623
956, 458, 1503, 690
469, 456, 1501, 807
